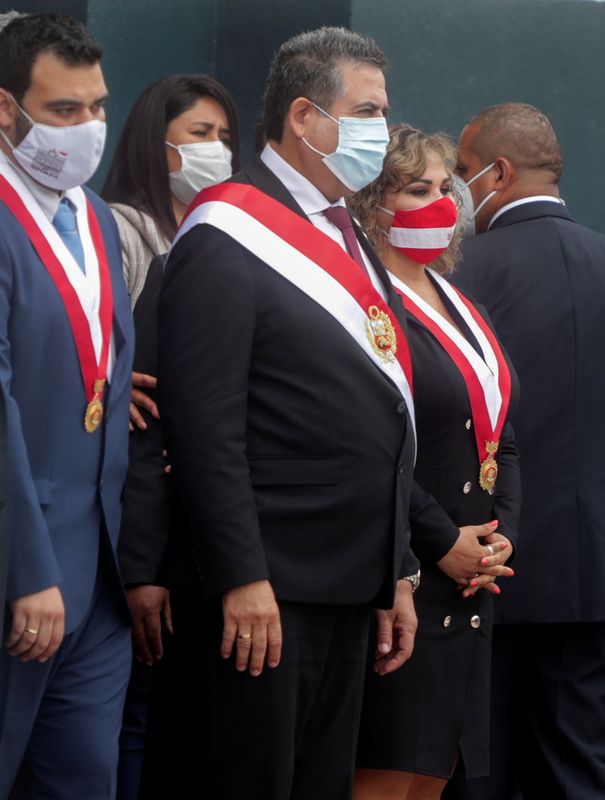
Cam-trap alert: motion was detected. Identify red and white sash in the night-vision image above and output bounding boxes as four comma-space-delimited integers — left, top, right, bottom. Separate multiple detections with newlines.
174, 182, 416, 440
0, 160, 114, 432
390, 269, 511, 490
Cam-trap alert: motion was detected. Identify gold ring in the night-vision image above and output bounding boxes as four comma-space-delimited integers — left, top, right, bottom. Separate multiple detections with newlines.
24, 627, 39, 636
237, 633, 252, 640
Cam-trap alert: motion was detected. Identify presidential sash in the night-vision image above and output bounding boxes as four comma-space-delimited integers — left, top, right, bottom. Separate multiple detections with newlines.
0, 164, 113, 433
174, 182, 416, 441
390, 269, 511, 491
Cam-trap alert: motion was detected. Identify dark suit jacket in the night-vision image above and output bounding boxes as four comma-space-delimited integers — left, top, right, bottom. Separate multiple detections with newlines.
156, 156, 418, 608
453, 200, 605, 623
0, 386, 9, 642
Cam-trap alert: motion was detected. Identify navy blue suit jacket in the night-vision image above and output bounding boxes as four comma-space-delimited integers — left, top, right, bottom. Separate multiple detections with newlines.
453, 200, 605, 623
0, 187, 134, 632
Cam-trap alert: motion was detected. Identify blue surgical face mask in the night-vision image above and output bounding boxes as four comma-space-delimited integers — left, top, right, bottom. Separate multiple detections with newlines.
302, 102, 389, 192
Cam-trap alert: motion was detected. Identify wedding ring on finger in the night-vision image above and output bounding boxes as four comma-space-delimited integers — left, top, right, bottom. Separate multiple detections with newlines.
237, 633, 252, 640
24, 627, 39, 636
486, 544, 495, 557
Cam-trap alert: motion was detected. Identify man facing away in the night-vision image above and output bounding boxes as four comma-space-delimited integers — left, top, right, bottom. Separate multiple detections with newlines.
158, 26, 421, 800
447, 102, 605, 800
0, 14, 134, 799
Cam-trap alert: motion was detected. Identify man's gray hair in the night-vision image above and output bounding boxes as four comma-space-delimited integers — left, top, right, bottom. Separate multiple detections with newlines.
262, 26, 387, 143
0, 11, 25, 31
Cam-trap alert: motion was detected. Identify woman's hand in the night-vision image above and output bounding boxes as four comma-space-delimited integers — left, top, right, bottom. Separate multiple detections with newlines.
129, 371, 159, 431
437, 521, 514, 593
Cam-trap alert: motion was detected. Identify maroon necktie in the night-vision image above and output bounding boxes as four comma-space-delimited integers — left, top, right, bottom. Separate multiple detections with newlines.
322, 205, 369, 275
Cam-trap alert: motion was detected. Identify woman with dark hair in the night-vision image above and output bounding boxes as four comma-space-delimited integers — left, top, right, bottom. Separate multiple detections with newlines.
102, 72, 240, 307
350, 125, 521, 800
104, 74, 240, 800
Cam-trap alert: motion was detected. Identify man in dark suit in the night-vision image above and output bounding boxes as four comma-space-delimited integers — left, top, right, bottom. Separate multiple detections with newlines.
0, 14, 134, 798
448, 102, 605, 799
158, 26, 420, 799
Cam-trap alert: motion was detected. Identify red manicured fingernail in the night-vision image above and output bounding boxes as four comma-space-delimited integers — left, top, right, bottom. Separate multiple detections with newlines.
490, 519, 498, 526
481, 558, 490, 566
470, 579, 478, 587
492, 585, 501, 594
509, 569, 515, 576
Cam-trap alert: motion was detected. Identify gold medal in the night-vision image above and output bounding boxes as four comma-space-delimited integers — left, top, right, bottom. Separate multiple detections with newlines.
84, 379, 106, 433
365, 305, 397, 363
479, 441, 499, 491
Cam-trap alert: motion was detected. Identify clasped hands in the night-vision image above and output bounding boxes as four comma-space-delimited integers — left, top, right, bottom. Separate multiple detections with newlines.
437, 520, 514, 598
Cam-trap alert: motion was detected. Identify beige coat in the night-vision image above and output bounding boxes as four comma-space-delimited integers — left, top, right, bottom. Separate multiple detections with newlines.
110, 204, 171, 308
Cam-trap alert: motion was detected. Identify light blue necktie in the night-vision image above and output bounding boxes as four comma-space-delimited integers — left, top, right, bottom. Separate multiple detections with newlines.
52, 198, 86, 273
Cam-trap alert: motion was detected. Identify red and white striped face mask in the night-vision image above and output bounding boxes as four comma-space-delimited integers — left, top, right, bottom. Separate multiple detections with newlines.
380, 195, 458, 264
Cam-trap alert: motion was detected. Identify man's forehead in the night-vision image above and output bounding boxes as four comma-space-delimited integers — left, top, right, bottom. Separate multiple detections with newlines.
336, 61, 386, 99
28, 51, 106, 97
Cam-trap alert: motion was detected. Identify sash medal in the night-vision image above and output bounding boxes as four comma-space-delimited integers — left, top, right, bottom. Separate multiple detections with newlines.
0, 174, 113, 433
174, 182, 415, 443
390, 270, 511, 491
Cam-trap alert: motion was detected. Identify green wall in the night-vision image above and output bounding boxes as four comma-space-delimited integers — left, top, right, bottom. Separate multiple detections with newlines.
3, 0, 605, 231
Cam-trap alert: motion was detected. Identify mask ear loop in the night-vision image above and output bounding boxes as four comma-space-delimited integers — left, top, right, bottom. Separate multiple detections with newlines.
301, 101, 340, 158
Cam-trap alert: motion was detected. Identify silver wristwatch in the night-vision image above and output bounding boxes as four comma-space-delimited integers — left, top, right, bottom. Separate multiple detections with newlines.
401, 569, 421, 593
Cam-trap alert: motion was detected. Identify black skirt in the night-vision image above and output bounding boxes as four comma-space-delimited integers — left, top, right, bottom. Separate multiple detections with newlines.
356, 566, 493, 779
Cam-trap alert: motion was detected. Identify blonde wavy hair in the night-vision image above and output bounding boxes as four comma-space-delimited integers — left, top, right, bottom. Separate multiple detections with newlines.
348, 123, 462, 275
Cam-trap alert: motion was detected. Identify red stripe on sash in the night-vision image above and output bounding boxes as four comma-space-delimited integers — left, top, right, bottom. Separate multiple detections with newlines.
395, 286, 511, 464
0, 175, 113, 406
185, 182, 414, 392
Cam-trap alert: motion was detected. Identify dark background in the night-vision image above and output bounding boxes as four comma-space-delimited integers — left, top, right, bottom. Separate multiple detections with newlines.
2, 0, 604, 232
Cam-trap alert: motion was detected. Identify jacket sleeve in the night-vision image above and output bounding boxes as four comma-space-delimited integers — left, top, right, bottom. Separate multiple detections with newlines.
492, 420, 522, 549
118, 257, 171, 585
0, 233, 62, 602
408, 480, 461, 565
157, 226, 270, 596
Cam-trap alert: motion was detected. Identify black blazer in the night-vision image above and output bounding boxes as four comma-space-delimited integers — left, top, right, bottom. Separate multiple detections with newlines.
404, 285, 521, 564
0, 386, 9, 642
156, 157, 419, 608
453, 200, 605, 623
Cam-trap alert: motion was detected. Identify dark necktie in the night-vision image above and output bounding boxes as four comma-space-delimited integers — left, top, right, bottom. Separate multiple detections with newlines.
52, 198, 86, 273
322, 205, 368, 275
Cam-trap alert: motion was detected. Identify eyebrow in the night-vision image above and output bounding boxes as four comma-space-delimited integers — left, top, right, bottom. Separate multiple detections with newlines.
409, 176, 451, 185
45, 94, 109, 108
352, 101, 390, 115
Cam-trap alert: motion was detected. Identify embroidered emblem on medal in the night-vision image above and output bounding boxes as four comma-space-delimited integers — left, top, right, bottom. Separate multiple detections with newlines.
365, 306, 397, 363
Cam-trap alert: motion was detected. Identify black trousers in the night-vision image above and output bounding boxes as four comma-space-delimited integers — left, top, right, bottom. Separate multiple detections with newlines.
141, 592, 370, 800
444, 622, 605, 800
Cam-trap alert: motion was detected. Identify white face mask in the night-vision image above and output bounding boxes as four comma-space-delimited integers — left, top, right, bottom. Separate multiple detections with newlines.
166, 140, 233, 205
0, 97, 106, 190
457, 162, 497, 237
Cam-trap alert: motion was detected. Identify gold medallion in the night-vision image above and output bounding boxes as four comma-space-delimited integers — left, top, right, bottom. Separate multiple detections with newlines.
479, 440, 499, 491
84, 379, 106, 433
365, 305, 397, 363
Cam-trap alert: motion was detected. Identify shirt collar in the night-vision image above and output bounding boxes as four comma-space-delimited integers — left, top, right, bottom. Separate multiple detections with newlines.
488, 195, 565, 230
260, 143, 346, 214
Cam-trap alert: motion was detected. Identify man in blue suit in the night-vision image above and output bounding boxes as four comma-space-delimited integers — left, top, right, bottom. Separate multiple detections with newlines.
0, 14, 134, 798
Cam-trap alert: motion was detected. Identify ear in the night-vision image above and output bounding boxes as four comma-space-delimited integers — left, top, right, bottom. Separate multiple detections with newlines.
0, 88, 17, 130
287, 97, 316, 140
493, 156, 516, 191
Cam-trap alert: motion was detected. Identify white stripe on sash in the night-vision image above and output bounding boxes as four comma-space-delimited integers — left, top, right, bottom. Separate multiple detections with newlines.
175, 200, 416, 436
390, 269, 502, 428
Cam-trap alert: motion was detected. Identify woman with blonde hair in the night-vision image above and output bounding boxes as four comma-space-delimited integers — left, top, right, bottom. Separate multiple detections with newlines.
351, 125, 521, 799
